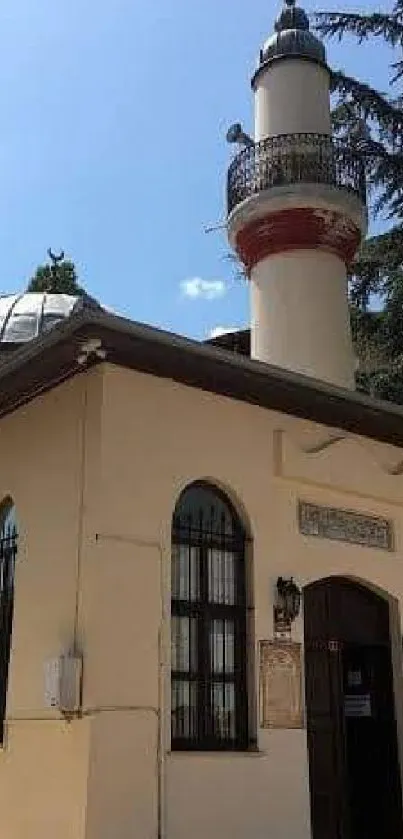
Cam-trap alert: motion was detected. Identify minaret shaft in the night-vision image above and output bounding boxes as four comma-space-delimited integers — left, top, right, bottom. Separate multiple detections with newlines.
254, 61, 331, 139
226, 0, 367, 389
251, 250, 353, 387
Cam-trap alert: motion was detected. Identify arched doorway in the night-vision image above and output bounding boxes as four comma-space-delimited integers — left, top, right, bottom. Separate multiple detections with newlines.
304, 577, 403, 839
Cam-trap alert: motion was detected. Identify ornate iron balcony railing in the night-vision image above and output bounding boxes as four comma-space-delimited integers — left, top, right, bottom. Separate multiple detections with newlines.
227, 133, 367, 216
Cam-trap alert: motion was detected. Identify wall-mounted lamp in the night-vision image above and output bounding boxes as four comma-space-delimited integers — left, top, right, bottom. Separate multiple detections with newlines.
274, 577, 302, 627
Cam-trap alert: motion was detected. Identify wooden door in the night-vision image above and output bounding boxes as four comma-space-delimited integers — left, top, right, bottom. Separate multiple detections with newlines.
304, 581, 350, 839
304, 578, 403, 839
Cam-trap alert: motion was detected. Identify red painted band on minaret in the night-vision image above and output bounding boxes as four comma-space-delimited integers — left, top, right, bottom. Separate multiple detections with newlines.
234, 207, 361, 272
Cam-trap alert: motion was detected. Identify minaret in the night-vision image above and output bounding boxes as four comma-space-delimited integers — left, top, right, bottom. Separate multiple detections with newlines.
226, 0, 367, 388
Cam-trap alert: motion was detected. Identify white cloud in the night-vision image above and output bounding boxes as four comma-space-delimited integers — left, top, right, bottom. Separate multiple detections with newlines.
208, 326, 239, 339
180, 277, 227, 301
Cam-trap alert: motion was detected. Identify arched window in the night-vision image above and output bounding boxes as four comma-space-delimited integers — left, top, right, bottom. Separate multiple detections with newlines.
0, 500, 17, 742
171, 482, 248, 750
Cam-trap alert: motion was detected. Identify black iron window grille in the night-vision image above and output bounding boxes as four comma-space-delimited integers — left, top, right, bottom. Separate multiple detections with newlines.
227, 133, 367, 215
0, 503, 17, 743
171, 482, 248, 751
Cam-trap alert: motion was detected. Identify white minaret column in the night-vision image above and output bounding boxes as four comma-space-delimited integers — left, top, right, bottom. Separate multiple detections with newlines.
227, 0, 367, 389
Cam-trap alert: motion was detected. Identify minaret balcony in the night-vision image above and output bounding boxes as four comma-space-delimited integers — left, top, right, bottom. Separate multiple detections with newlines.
227, 133, 366, 216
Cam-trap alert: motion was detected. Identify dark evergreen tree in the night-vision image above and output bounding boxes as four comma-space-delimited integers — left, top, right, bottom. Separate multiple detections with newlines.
315, 1, 403, 402
27, 249, 84, 296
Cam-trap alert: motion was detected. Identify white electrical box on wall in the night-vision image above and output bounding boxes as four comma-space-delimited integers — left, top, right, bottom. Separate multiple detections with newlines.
44, 657, 60, 708
44, 654, 83, 716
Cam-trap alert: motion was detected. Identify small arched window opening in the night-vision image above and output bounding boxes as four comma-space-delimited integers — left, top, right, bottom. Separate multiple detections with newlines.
171, 482, 248, 750
0, 500, 17, 743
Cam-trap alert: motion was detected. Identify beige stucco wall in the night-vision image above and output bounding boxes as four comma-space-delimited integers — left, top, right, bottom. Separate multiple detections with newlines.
2, 360, 403, 839
96, 363, 403, 839
0, 369, 103, 839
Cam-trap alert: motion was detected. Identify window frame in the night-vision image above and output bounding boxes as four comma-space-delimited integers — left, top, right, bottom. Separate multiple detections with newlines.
171, 483, 249, 752
0, 502, 17, 744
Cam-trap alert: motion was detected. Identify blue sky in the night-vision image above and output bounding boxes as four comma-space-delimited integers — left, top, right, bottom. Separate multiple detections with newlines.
0, 0, 395, 339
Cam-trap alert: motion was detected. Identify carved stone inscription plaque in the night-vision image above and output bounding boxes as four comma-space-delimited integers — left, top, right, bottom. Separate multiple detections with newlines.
298, 501, 393, 551
259, 641, 303, 729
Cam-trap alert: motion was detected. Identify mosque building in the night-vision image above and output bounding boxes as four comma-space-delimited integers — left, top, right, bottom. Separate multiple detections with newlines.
0, 3, 402, 839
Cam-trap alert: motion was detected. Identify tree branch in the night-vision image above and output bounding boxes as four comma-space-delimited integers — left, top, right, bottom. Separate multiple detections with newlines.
330, 71, 403, 133
314, 11, 403, 47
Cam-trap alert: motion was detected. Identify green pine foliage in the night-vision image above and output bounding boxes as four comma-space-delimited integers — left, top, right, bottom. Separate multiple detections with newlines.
27, 256, 84, 296
315, 1, 403, 403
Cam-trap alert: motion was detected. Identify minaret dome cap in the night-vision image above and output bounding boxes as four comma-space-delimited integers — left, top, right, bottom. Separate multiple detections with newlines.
253, 0, 327, 84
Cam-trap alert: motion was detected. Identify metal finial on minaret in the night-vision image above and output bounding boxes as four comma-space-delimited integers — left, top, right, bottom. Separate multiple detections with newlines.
275, 0, 310, 32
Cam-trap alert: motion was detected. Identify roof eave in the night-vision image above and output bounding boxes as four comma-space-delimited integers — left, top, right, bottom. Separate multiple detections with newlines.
0, 308, 403, 450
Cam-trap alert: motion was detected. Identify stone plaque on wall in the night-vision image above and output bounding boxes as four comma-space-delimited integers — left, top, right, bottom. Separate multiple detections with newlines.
298, 501, 394, 551
259, 641, 303, 729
